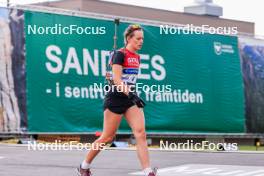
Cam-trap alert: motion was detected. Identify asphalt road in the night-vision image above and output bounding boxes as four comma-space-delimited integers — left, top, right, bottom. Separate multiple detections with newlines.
0, 145, 264, 176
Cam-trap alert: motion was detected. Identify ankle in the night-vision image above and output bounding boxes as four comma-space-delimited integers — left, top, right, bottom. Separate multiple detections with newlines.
143, 167, 152, 176
81, 160, 91, 169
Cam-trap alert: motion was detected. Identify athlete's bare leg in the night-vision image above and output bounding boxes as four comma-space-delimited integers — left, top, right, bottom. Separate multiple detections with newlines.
84, 109, 123, 163
124, 105, 150, 169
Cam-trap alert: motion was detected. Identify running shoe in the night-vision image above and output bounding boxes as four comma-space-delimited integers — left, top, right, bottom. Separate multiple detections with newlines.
77, 165, 92, 176
148, 167, 158, 176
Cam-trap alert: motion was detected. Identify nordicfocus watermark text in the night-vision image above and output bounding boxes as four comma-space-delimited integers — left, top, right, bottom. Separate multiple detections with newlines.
99, 82, 172, 93
28, 140, 106, 151
27, 24, 106, 35
160, 140, 238, 151
160, 24, 238, 35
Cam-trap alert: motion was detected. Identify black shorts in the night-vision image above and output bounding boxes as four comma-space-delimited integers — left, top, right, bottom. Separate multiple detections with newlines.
103, 91, 135, 114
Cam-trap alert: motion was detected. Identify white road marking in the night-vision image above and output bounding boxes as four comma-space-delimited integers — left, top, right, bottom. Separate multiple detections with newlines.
0, 156, 5, 159
129, 164, 264, 176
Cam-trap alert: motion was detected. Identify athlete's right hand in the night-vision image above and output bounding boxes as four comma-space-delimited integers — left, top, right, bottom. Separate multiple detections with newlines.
128, 92, 146, 108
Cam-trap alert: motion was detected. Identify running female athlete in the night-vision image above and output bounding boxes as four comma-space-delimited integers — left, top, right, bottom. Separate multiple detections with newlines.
77, 24, 157, 176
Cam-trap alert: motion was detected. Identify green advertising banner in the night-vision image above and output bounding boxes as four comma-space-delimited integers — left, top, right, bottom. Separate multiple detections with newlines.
25, 11, 245, 133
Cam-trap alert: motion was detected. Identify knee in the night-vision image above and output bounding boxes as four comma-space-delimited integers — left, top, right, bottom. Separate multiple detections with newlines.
98, 135, 115, 144
134, 129, 146, 140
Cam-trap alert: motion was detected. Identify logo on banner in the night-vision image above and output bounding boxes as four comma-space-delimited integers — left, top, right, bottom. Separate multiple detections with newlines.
214, 42, 234, 55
